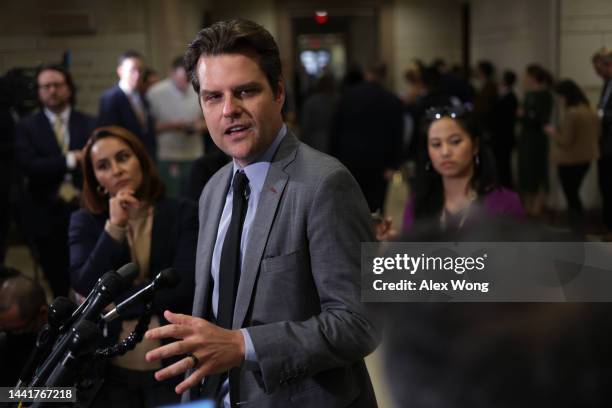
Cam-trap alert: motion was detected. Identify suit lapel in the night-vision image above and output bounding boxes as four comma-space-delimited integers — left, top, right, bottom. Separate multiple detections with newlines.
193, 165, 233, 318
116, 86, 145, 134
36, 112, 62, 155
233, 133, 299, 329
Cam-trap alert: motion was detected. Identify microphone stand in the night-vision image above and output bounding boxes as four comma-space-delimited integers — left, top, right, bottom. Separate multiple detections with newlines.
95, 301, 154, 359
29, 320, 101, 408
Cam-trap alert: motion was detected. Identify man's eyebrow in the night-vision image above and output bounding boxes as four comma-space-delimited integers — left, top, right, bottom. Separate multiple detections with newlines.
233, 82, 262, 91
201, 82, 263, 97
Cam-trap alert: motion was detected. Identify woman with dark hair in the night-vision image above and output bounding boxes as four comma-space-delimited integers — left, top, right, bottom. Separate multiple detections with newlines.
403, 106, 523, 233
544, 79, 600, 233
518, 64, 554, 216
68, 126, 197, 407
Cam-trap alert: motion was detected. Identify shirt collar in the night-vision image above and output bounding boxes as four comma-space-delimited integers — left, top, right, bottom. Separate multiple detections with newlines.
43, 106, 71, 124
231, 123, 287, 194
119, 80, 138, 96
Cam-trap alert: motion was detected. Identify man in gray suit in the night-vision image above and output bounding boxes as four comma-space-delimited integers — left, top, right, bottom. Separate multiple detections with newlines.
144, 19, 379, 407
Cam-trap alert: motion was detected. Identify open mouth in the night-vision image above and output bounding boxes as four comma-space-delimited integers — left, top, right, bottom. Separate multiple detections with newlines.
224, 124, 251, 136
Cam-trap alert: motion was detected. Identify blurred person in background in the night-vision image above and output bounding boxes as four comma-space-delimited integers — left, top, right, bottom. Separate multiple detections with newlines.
593, 48, 612, 238
403, 106, 523, 234
0, 76, 16, 263
331, 62, 404, 212
141, 68, 160, 94
68, 126, 197, 407
492, 70, 519, 189
147, 56, 205, 197
473, 60, 498, 142
300, 72, 337, 154
98, 51, 157, 159
0, 266, 48, 386
545, 79, 599, 235
517, 64, 554, 217
15, 64, 96, 297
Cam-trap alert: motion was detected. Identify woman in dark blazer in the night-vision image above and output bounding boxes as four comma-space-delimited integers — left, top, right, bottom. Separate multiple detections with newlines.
68, 126, 197, 407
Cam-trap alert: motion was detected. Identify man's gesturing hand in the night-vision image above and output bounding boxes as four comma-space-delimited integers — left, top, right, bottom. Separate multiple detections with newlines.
144, 310, 245, 394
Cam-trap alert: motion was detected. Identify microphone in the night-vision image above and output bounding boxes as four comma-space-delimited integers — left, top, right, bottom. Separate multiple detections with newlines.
116, 262, 139, 283
103, 268, 179, 322
62, 263, 139, 331
42, 320, 101, 387
16, 297, 76, 387
30, 321, 101, 408
30, 268, 133, 387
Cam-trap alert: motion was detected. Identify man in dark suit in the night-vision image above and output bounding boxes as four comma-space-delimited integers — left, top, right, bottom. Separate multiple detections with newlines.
593, 49, 612, 235
493, 70, 519, 189
0, 76, 15, 263
15, 64, 96, 297
144, 19, 380, 407
98, 50, 156, 159
331, 63, 404, 212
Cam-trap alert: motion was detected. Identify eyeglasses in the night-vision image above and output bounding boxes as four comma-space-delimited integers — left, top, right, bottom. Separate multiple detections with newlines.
38, 82, 67, 91
425, 104, 472, 121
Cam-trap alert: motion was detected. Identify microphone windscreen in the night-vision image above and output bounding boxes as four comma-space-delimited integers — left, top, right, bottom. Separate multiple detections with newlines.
99, 271, 125, 297
70, 320, 101, 354
48, 297, 77, 326
156, 268, 180, 289
116, 262, 139, 286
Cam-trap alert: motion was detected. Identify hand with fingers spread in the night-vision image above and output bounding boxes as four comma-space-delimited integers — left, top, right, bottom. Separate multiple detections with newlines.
109, 188, 141, 228
144, 310, 245, 395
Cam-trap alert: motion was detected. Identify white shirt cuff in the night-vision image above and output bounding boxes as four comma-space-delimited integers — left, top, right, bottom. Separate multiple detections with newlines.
240, 328, 259, 371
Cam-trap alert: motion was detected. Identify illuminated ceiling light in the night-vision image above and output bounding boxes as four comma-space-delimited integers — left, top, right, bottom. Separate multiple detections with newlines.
315, 10, 328, 25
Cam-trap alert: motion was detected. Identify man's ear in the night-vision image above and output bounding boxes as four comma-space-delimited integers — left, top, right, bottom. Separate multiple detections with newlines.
276, 78, 286, 106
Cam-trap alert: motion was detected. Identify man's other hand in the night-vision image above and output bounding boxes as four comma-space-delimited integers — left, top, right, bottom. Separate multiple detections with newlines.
144, 310, 245, 394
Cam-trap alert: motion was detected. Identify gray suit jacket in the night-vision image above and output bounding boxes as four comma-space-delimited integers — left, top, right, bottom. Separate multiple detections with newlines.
186, 131, 379, 407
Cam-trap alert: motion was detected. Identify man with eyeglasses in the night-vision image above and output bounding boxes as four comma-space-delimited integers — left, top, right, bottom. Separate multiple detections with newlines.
15, 64, 96, 297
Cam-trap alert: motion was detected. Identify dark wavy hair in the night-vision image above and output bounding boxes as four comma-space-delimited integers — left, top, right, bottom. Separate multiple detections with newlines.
184, 19, 282, 97
554, 79, 590, 107
81, 126, 164, 214
526, 64, 553, 87
413, 107, 498, 221
36, 64, 77, 106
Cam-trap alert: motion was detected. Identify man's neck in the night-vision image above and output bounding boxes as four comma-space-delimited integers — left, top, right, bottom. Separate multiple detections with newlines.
234, 122, 285, 168
119, 80, 137, 94
45, 105, 69, 116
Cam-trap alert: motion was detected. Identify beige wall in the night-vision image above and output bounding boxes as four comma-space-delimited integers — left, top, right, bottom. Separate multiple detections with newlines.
0, 0, 208, 115
391, 0, 463, 94
210, 0, 278, 38
471, 0, 558, 87
560, 0, 612, 104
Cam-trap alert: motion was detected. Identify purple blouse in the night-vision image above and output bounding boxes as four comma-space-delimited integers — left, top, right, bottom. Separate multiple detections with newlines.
402, 187, 525, 232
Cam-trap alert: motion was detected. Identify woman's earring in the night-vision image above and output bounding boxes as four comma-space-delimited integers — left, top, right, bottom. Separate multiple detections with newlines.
474, 155, 480, 167
425, 160, 432, 171
96, 184, 108, 196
